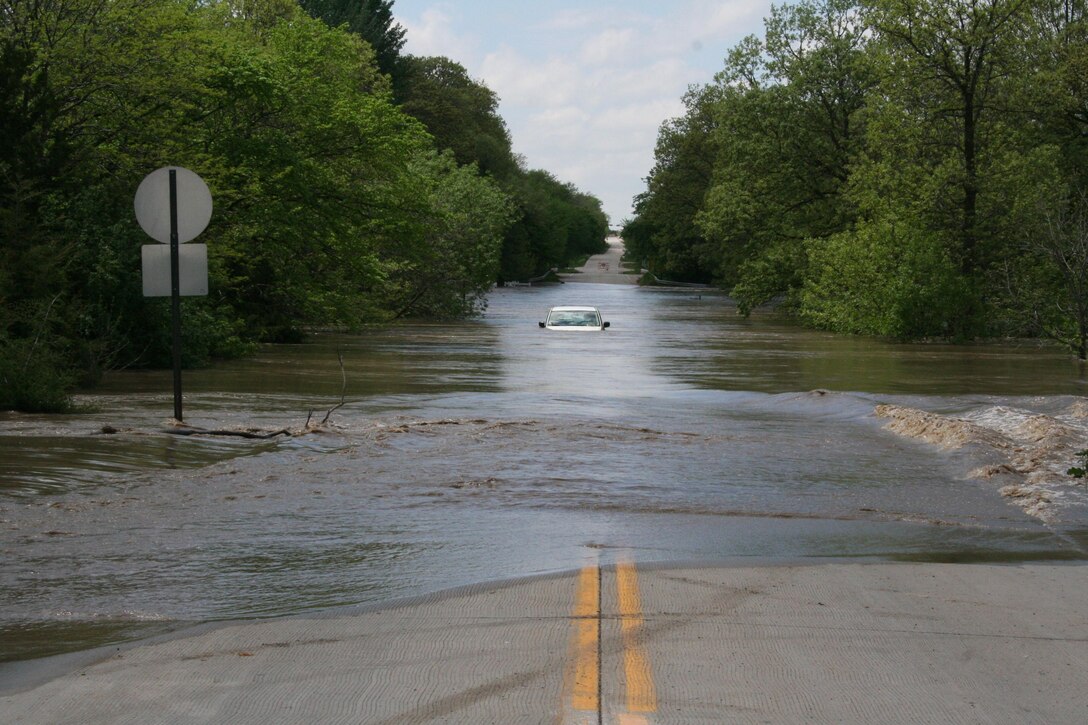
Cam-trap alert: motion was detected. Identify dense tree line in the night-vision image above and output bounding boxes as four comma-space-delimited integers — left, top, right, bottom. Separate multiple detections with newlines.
391, 53, 609, 281
625, 0, 1088, 355
0, 0, 607, 411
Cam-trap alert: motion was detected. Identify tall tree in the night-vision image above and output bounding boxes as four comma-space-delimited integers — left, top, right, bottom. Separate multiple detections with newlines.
0, 0, 610, 410
1020, 0, 1088, 188
867, 0, 1029, 274
697, 0, 874, 310
623, 83, 719, 284
385, 151, 514, 318
499, 170, 606, 280
298, 0, 406, 79
397, 56, 516, 178
1029, 186, 1088, 359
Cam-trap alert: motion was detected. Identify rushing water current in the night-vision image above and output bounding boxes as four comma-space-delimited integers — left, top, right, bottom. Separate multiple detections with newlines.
3, 283, 1088, 663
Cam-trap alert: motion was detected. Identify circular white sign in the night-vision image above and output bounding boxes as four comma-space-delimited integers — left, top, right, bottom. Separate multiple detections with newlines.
134, 166, 212, 244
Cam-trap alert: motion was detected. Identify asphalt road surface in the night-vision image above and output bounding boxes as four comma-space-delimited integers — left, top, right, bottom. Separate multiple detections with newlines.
3, 562, 1087, 724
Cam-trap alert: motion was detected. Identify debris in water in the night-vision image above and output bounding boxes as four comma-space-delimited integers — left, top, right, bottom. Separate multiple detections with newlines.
1066, 399, 1088, 419
875, 400, 1088, 523
1000, 485, 1054, 519
1000, 485, 1049, 502
970, 464, 1022, 478
450, 477, 499, 490
874, 405, 1008, 450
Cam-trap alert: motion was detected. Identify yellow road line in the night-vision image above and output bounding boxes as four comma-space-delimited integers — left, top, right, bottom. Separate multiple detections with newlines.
617, 561, 657, 714
571, 565, 600, 712
617, 715, 653, 725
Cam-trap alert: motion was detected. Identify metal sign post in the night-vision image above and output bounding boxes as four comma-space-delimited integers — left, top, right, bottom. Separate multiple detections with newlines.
169, 170, 183, 421
135, 166, 212, 423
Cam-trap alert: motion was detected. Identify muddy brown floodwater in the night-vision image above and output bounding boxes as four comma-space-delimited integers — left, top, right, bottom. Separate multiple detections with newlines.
2, 283, 1088, 664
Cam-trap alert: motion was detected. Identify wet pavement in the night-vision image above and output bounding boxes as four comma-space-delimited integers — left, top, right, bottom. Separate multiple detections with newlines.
3, 278, 1088, 666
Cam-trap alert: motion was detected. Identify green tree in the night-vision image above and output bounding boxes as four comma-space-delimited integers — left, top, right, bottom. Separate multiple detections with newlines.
0, 0, 208, 405
397, 55, 517, 178
0, 0, 608, 411
1018, 1, 1088, 188
866, 0, 1030, 275
298, 0, 406, 79
194, 1, 431, 339
502, 170, 568, 278
385, 152, 514, 317
1029, 186, 1088, 358
992, 143, 1088, 358
697, 0, 875, 311
801, 215, 968, 338
985, 3, 1088, 352
393, 54, 608, 280
623, 83, 719, 283
500, 170, 607, 280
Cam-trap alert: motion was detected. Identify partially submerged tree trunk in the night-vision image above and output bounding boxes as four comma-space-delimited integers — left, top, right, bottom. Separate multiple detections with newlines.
1038, 187, 1088, 360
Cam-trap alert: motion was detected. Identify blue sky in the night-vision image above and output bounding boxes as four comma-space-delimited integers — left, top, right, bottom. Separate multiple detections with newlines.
392, 1, 775, 225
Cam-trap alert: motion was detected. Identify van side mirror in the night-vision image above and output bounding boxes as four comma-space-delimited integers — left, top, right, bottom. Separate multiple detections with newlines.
603, 321, 610, 329
538, 321, 546, 328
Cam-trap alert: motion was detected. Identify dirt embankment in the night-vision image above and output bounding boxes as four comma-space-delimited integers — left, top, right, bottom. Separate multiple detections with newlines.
875, 401, 1088, 521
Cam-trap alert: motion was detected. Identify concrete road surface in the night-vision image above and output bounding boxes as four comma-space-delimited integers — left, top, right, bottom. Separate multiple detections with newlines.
3, 562, 1087, 724
562, 236, 637, 285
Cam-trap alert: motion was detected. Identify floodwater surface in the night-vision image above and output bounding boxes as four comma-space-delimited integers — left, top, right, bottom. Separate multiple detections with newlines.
3, 283, 1088, 663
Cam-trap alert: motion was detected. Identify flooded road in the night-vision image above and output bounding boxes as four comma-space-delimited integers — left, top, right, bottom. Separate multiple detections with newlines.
3, 283, 1088, 662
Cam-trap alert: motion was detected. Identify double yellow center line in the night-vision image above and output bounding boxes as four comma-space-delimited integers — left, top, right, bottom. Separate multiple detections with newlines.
617, 562, 656, 718
571, 565, 601, 712
567, 560, 657, 723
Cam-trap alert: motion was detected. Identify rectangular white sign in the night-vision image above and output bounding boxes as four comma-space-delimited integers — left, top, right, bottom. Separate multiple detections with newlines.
141, 244, 208, 297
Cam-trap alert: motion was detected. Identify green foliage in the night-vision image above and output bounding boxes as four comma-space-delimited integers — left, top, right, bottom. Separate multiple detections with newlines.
701, 0, 873, 300
624, 84, 719, 284
865, 0, 1029, 276
0, 337, 74, 413
136, 299, 256, 368
730, 242, 807, 316
0, 0, 607, 411
500, 170, 608, 281
397, 56, 515, 177
195, 5, 431, 338
627, 0, 873, 297
1031, 4, 1088, 189
801, 216, 971, 338
384, 151, 514, 317
0, 288, 75, 412
391, 54, 606, 282
1068, 450, 1088, 479
298, 0, 406, 78
299, 7, 609, 286
1006, 180, 1088, 359
627, 0, 1088, 349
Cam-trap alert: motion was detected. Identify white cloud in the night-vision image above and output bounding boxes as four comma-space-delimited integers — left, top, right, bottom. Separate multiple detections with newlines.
578, 27, 638, 65
533, 105, 592, 128
396, 0, 774, 222
651, 0, 767, 56
590, 99, 685, 141
540, 7, 624, 31
480, 46, 584, 107
399, 8, 477, 63
594, 58, 693, 103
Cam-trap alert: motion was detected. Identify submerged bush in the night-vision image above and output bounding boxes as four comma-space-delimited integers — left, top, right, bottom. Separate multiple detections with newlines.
800, 217, 972, 339
0, 339, 74, 413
